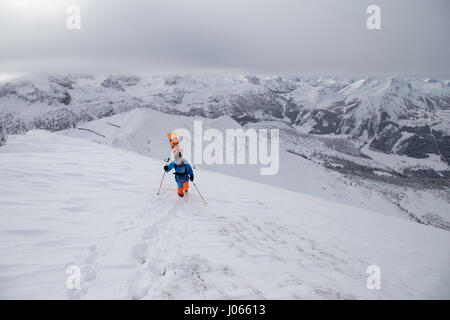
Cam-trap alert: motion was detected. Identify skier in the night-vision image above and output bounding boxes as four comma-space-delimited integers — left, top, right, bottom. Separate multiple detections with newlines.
163, 154, 194, 197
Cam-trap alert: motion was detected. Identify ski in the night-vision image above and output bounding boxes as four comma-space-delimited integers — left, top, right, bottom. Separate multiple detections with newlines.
168, 131, 182, 159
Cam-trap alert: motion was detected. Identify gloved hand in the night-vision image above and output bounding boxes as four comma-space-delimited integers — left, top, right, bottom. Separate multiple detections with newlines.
164, 165, 168, 171
190, 174, 194, 182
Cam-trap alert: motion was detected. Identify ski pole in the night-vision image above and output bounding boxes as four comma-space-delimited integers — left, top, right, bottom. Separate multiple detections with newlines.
156, 171, 166, 195
192, 182, 207, 204
157, 157, 171, 195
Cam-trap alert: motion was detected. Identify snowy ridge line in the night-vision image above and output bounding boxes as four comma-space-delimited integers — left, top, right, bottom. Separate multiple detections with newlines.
77, 127, 106, 138
106, 122, 121, 128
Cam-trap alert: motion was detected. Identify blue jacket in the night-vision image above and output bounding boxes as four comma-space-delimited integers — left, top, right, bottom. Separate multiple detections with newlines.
165, 159, 194, 184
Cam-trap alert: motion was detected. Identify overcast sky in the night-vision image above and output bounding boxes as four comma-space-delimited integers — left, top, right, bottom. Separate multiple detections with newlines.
0, 0, 449, 77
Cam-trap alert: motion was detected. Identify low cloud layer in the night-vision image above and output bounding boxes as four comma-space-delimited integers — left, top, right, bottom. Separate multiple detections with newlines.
0, 0, 449, 77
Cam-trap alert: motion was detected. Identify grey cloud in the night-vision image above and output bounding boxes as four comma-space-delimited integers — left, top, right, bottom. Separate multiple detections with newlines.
0, 0, 448, 77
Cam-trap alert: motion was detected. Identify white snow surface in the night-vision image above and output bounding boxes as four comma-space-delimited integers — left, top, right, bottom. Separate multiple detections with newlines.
0, 131, 449, 299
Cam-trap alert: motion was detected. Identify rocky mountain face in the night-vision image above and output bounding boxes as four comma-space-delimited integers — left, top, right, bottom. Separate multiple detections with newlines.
0, 74, 449, 164
0, 126, 5, 146
285, 78, 450, 164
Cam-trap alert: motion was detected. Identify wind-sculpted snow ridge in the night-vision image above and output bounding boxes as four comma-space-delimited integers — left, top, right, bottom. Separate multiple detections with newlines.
0, 130, 449, 299
0, 74, 449, 163
61, 108, 450, 231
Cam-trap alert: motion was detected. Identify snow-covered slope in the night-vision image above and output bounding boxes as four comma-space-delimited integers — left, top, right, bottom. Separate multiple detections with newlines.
0, 131, 449, 299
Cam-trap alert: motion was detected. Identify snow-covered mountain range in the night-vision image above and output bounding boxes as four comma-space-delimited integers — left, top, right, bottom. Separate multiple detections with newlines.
1, 73, 449, 165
